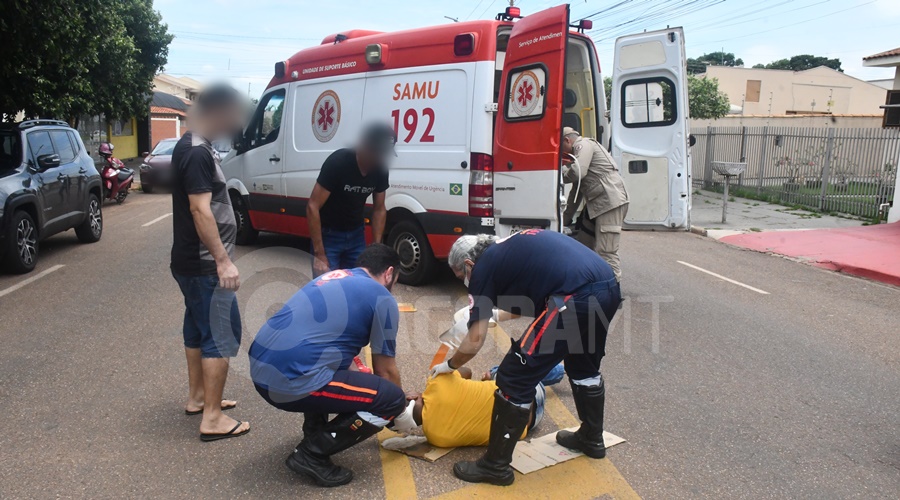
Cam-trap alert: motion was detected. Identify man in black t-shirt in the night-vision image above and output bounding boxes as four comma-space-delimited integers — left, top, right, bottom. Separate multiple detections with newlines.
307, 123, 395, 277
432, 230, 621, 486
170, 84, 250, 442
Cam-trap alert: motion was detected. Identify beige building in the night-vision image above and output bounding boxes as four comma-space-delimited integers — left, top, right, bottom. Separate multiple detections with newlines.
152, 74, 204, 101
699, 66, 887, 115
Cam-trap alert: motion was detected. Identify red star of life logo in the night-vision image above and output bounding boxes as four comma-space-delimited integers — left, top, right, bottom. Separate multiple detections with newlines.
317, 100, 334, 131
517, 80, 534, 108
510, 71, 539, 116
311, 90, 341, 142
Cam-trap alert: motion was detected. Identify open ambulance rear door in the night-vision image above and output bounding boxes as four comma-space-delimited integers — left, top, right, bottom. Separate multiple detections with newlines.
492, 4, 570, 237
612, 28, 691, 230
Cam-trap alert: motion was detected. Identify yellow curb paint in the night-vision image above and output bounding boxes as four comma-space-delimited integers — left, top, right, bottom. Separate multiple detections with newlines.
364, 346, 418, 499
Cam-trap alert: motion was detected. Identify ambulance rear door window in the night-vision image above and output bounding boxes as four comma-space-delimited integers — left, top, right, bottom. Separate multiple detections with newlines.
504, 64, 547, 122
621, 77, 676, 128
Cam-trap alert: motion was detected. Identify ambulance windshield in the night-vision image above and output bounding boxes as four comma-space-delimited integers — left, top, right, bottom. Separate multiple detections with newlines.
564, 38, 600, 141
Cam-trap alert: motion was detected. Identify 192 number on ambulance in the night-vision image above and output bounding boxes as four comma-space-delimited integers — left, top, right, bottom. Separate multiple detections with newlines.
391, 108, 435, 143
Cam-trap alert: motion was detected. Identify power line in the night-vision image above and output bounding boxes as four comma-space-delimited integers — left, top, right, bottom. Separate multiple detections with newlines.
464, 0, 488, 21
693, 0, 876, 47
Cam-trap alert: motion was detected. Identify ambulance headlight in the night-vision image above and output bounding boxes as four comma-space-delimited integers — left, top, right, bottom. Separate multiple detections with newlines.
365, 44, 383, 65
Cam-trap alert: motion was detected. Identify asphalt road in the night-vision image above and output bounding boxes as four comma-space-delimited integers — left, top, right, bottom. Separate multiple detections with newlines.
0, 191, 897, 499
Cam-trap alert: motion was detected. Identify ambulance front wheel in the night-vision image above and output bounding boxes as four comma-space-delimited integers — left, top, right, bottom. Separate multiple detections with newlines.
387, 220, 436, 286
231, 192, 258, 245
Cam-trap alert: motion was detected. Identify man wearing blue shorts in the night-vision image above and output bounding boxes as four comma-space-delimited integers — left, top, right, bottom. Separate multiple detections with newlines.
170, 84, 249, 442
249, 244, 408, 488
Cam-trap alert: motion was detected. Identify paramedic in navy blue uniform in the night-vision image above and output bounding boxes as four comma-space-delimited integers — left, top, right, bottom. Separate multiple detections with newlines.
249, 244, 407, 488
433, 230, 622, 486
306, 123, 396, 277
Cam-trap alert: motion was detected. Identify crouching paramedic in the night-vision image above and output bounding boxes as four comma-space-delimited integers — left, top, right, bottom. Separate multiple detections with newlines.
561, 127, 629, 281
248, 244, 407, 488
432, 230, 621, 486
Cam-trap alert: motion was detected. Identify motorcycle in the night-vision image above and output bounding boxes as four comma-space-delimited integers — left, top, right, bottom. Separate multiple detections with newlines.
98, 142, 134, 204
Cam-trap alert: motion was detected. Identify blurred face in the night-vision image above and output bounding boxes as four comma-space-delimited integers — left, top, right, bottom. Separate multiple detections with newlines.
200, 104, 246, 140
358, 143, 391, 172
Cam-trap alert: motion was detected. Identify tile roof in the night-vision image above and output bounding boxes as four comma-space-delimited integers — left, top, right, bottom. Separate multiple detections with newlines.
150, 106, 186, 117
863, 48, 900, 60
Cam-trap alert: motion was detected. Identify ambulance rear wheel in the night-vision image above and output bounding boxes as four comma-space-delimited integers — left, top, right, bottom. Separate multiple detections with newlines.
387, 220, 435, 286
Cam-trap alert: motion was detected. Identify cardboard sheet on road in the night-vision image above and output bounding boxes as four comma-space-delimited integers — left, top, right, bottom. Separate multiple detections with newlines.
511, 428, 626, 474
381, 428, 625, 472
381, 435, 454, 462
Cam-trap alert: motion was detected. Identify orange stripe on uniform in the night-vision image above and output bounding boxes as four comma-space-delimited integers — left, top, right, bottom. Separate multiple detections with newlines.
519, 309, 549, 349
311, 391, 374, 403
328, 381, 378, 395
527, 307, 561, 356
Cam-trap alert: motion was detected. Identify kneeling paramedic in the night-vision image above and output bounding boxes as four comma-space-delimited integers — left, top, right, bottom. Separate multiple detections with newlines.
249, 244, 407, 487
433, 230, 621, 486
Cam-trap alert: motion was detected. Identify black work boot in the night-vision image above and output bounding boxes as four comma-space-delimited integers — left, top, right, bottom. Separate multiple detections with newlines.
295, 412, 329, 456
453, 391, 531, 486
286, 413, 382, 487
556, 377, 606, 458
301, 413, 327, 438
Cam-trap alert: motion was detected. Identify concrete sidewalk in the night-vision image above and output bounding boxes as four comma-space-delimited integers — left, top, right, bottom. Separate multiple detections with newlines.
688, 190, 899, 287
719, 223, 900, 287
690, 190, 864, 239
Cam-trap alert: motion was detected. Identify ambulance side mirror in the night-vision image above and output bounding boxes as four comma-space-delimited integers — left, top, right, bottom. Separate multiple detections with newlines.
232, 131, 247, 153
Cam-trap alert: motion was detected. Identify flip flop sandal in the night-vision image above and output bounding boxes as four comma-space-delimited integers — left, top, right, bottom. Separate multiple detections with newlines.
200, 421, 250, 442
185, 401, 237, 416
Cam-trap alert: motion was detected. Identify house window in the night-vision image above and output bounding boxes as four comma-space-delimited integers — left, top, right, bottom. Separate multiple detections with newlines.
745, 80, 761, 103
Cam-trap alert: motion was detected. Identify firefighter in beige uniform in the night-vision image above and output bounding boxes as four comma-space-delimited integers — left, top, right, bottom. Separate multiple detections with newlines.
561, 127, 629, 281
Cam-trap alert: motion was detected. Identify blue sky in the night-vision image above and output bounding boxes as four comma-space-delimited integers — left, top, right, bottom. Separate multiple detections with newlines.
155, 0, 899, 98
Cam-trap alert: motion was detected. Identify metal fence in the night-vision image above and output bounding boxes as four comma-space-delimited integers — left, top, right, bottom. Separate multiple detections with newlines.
692, 126, 900, 219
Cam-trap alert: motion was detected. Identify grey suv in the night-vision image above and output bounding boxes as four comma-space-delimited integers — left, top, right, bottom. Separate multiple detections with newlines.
0, 120, 103, 273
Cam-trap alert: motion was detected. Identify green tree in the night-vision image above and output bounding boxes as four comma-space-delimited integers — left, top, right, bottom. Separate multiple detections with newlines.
686, 51, 744, 74
604, 75, 730, 120
603, 76, 612, 111
687, 75, 730, 119
761, 54, 842, 72
0, 0, 172, 121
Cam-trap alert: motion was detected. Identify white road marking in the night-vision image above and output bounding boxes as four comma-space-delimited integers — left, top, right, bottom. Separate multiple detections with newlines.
677, 261, 771, 295
142, 213, 172, 227
0, 264, 65, 298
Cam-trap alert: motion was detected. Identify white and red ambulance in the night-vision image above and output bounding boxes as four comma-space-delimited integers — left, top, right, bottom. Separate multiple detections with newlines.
221, 4, 691, 285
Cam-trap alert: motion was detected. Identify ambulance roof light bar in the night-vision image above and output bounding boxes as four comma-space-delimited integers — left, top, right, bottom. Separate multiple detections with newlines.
496, 6, 522, 22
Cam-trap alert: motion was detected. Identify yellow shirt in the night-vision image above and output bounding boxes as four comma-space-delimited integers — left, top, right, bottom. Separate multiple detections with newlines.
421, 371, 526, 448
